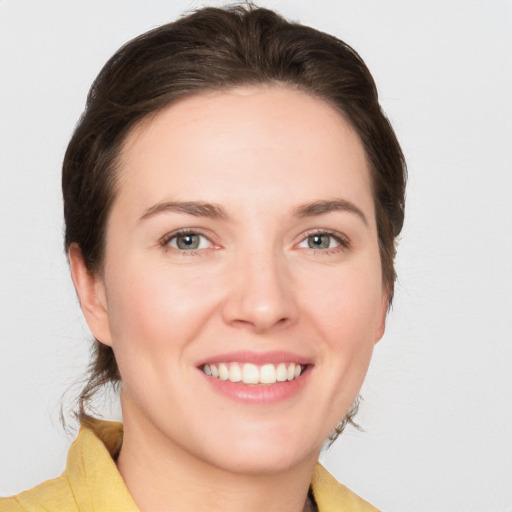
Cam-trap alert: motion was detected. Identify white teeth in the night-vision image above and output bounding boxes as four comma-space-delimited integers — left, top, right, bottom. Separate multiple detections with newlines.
242, 363, 259, 384
203, 362, 305, 385
260, 364, 276, 384
228, 363, 242, 382
276, 363, 288, 382
218, 363, 229, 381
287, 363, 295, 381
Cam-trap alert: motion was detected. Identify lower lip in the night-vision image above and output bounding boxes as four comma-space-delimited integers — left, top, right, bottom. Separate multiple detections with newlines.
202, 369, 311, 404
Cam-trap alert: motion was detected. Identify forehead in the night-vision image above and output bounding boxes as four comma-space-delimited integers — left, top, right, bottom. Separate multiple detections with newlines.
115, 86, 373, 219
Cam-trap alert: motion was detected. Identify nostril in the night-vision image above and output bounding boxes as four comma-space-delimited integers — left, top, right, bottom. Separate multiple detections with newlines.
220, 263, 299, 331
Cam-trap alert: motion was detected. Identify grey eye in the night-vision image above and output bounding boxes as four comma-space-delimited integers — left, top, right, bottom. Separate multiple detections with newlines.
302, 234, 341, 250
307, 234, 331, 249
297, 232, 346, 251
176, 234, 200, 250
168, 233, 210, 250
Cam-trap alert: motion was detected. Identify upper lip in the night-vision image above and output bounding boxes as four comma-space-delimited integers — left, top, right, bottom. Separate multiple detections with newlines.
196, 350, 313, 367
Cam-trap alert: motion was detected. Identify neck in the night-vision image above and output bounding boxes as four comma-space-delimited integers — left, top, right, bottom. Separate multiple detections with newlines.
117, 406, 319, 512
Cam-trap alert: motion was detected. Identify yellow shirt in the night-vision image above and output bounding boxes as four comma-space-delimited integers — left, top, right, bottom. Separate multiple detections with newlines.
0, 420, 379, 512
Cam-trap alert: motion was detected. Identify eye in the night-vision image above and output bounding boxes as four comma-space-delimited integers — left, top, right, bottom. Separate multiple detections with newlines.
164, 231, 212, 251
297, 232, 347, 251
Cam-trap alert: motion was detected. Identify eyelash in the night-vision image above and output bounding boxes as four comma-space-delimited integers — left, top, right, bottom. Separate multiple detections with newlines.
159, 229, 350, 255
160, 228, 215, 256
298, 230, 350, 254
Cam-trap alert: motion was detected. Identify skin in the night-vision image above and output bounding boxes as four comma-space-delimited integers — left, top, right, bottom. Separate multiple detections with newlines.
70, 86, 388, 512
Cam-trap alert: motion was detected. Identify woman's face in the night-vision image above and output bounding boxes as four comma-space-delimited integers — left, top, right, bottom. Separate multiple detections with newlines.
81, 86, 388, 474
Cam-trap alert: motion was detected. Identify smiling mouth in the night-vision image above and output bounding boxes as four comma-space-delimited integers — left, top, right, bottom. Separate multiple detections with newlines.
201, 362, 306, 385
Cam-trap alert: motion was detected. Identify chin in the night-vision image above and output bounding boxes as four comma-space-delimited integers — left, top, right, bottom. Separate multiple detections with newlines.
194, 424, 323, 476
208, 446, 314, 476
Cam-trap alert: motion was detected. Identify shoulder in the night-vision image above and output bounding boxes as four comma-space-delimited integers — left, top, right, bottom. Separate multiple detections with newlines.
311, 464, 380, 512
0, 475, 77, 512
0, 420, 136, 512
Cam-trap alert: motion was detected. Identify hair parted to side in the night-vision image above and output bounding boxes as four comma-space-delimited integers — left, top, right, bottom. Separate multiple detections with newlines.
63, 4, 406, 438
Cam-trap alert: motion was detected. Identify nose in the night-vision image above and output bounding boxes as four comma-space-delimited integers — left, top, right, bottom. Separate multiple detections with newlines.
221, 247, 299, 333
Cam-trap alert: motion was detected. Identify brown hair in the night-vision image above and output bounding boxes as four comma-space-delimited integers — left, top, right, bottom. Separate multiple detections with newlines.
63, 4, 406, 436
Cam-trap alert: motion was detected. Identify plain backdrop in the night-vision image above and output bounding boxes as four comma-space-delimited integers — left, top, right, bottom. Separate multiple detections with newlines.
1, 1, 511, 511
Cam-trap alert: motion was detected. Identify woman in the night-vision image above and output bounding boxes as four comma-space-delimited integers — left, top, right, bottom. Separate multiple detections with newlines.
1, 5, 405, 511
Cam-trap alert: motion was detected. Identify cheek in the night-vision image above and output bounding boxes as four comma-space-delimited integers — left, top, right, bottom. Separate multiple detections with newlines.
103, 261, 222, 356
302, 262, 384, 343
302, 262, 384, 410
308, 269, 383, 414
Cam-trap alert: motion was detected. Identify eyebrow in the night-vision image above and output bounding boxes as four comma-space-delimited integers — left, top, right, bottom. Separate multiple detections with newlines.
139, 198, 368, 225
140, 201, 228, 221
293, 199, 368, 225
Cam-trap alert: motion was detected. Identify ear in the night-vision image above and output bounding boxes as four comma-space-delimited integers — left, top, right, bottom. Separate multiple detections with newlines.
68, 243, 113, 347
374, 289, 390, 344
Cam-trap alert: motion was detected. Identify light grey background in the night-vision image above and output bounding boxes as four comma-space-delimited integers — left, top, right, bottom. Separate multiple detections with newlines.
1, 1, 511, 510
